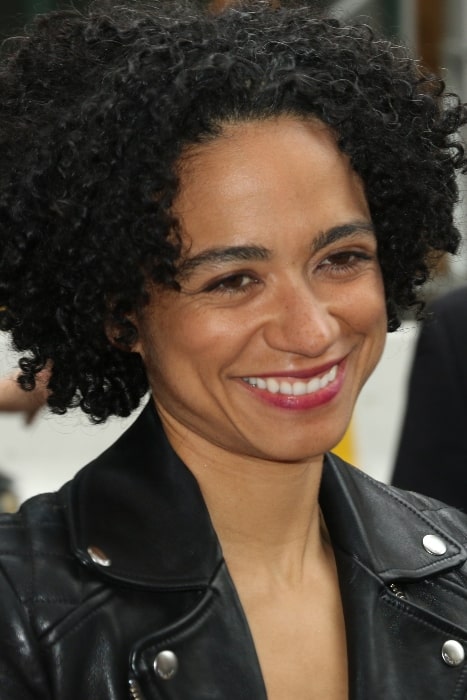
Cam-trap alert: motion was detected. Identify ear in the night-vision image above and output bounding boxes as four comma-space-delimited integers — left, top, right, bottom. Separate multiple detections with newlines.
105, 313, 142, 355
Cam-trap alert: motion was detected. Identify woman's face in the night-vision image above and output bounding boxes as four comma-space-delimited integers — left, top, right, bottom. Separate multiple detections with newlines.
134, 117, 387, 463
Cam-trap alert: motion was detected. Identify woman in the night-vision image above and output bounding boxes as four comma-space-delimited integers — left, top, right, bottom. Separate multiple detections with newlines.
0, 2, 466, 698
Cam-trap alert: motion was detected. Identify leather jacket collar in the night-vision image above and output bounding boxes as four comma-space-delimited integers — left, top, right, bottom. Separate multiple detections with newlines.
62, 401, 467, 589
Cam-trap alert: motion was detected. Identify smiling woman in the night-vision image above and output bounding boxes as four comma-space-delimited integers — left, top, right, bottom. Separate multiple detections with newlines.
0, 2, 466, 699
136, 119, 386, 467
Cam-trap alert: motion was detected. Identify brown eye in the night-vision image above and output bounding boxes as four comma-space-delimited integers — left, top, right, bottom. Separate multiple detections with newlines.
319, 250, 373, 274
205, 273, 259, 293
221, 275, 252, 289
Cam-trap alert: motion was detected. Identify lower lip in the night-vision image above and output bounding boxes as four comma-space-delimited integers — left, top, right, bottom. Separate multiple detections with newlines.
238, 363, 345, 411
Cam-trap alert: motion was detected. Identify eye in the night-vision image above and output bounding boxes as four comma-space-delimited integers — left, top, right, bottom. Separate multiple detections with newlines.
203, 272, 260, 294
318, 250, 374, 275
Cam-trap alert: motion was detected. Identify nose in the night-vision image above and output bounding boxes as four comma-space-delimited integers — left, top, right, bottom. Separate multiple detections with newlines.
261, 280, 340, 357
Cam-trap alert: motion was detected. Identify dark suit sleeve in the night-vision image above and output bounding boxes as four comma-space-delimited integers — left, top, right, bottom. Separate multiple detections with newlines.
392, 287, 467, 511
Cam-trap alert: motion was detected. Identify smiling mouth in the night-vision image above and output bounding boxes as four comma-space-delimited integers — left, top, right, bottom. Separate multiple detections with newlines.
241, 364, 338, 396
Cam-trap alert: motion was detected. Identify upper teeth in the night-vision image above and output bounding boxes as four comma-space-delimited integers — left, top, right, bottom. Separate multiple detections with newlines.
243, 365, 338, 396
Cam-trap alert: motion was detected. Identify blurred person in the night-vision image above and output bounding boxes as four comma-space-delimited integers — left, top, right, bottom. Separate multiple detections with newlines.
0, 2, 466, 698
0, 369, 49, 512
393, 286, 467, 510
0, 369, 49, 423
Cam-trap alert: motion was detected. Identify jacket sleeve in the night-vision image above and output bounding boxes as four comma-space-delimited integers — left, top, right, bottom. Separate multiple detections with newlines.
392, 288, 467, 509
0, 550, 51, 698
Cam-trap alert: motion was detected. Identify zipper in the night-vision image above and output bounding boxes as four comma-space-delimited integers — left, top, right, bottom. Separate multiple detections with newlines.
389, 582, 407, 600
129, 677, 145, 700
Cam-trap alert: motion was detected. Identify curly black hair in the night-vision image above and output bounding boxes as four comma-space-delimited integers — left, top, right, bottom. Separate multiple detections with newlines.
0, 0, 464, 421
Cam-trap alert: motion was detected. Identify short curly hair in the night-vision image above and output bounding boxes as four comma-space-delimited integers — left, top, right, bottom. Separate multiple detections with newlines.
0, 0, 465, 421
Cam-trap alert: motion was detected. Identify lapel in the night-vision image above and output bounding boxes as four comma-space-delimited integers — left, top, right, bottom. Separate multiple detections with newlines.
62, 401, 222, 589
321, 452, 466, 581
63, 403, 467, 589
62, 403, 467, 699
322, 453, 467, 699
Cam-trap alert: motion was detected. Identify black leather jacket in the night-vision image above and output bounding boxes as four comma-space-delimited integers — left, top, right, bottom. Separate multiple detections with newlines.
1, 402, 467, 699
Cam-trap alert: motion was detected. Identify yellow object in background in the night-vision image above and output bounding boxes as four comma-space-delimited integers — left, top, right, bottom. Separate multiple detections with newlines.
332, 420, 357, 464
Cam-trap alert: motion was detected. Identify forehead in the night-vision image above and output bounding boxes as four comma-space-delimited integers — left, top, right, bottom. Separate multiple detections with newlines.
174, 117, 369, 252
178, 117, 342, 197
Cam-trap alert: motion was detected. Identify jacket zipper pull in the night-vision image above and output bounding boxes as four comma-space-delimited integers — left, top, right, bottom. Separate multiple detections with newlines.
389, 582, 407, 600
129, 677, 145, 700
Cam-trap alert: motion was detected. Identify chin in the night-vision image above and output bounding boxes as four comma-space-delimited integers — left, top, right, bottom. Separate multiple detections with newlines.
245, 438, 339, 464
240, 418, 351, 463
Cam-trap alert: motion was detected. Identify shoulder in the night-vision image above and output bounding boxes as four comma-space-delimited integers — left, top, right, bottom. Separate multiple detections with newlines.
350, 457, 467, 537
324, 453, 467, 579
0, 485, 103, 637
420, 286, 467, 347
0, 488, 69, 560
429, 285, 467, 318
0, 491, 73, 697
0, 490, 68, 588
385, 481, 467, 544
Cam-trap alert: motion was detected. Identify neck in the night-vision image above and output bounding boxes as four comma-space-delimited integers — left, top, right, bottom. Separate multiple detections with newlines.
159, 409, 327, 585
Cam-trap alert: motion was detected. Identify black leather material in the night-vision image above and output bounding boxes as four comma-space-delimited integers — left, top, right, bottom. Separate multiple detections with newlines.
66, 404, 222, 589
1, 402, 467, 698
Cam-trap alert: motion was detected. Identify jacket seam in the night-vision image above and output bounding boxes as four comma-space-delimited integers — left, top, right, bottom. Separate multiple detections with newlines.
0, 549, 76, 560
21, 508, 37, 631
452, 663, 467, 700
378, 552, 463, 576
39, 588, 115, 645
327, 453, 466, 543
381, 592, 467, 640
138, 599, 216, 655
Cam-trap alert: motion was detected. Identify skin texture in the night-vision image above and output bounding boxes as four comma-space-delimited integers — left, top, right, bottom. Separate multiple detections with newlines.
132, 118, 387, 698
134, 118, 387, 467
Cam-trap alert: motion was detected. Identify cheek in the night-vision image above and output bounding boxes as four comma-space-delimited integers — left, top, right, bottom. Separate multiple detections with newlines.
368, 277, 388, 329
177, 310, 252, 354
357, 280, 388, 362
140, 309, 237, 377
341, 276, 387, 349
361, 292, 387, 331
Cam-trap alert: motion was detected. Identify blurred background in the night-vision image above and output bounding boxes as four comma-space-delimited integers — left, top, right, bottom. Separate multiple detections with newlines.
0, 0, 466, 509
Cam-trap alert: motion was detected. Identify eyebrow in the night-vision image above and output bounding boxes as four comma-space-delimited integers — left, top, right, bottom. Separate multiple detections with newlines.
310, 221, 375, 254
178, 245, 270, 276
177, 221, 375, 277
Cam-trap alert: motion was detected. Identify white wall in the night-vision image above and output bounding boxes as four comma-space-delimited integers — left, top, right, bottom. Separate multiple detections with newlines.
352, 322, 417, 482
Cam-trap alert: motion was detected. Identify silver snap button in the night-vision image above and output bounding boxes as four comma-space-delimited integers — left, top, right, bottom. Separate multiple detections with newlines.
87, 545, 111, 567
442, 640, 465, 667
154, 650, 178, 680
422, 534, 447, 556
